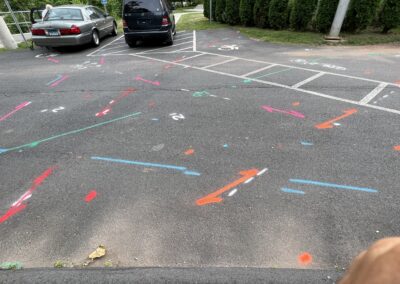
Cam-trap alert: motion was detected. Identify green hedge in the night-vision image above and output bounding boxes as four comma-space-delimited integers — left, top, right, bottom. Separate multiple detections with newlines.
216, 0, 226, 22
379, 0, 400, 33
253, 0, 270, 27
225, 0, 241, 24
315, 0, 339, 33
240, 0, 256, 26
343, 0, 379, 32
268, 0, 289, 29
289, 0, 317, 31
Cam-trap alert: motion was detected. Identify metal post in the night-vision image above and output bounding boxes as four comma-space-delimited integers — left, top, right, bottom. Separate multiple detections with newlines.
0, 16, 17, 49
326, 0, 351, 39
209, 0, 212, 23
3, 0, 29, 46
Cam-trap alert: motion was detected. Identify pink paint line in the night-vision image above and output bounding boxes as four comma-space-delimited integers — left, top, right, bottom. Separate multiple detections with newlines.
0, 101, 31, 122
48, 58, 59, 63
85, 190, 97, 203
261, 105, 305, 119
0, 166, 55, 223
99, 57, 105, 65
95, 88, 136, 117
135, 76, 160, 86
50, 75, 69, 88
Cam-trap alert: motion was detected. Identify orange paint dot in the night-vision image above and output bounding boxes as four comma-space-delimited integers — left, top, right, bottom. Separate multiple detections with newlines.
298, 252, 313, 266
395, 80, 400, 87
184, 149, 195, 155
394, 145, 400, 151
292, 102, 300, 106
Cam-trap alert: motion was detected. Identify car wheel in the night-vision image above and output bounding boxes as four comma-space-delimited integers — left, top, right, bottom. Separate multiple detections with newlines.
126, 40, 136, 48
111, 22, 117, 36
91, 30, 100, 47
166, 29, 173, 46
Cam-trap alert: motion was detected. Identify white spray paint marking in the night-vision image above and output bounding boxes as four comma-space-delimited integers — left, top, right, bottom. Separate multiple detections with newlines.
290, 59, 346, 71
244, 177, 254, 184
169, 113, 185, 121
257, 168, 268, 176
228, 188, 238, 197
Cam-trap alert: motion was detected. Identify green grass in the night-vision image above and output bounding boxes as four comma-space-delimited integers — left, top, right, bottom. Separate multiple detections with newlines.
177, 13, 400, 45
0, 40, 33, 53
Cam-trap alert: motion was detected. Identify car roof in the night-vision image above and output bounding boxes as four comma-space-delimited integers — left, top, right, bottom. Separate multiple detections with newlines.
51, 5, 90, 9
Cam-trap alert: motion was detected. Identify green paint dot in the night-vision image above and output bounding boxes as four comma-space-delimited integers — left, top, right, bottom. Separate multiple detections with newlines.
244, 79, 252, 83
28, 142, 40, 148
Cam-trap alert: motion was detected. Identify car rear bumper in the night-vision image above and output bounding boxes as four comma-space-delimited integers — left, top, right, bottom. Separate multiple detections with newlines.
32, 32, 92, 47
124, 29, 170, 41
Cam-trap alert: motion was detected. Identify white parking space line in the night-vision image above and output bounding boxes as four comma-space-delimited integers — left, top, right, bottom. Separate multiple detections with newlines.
87, 35, 124, 57
193, 30, 196, 52
292, 72, 326, 89
176, 53, 204, 62
359, 83, 388, 105
175, 36, 193, 42
202, 58, 238, 69
136, 41, 193, 54
130, 53, 400, 116
240, 64, 277, 77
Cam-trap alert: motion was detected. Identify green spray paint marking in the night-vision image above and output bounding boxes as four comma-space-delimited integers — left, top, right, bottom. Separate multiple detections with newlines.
244, 67, 293, 83
1, 112, 142, 154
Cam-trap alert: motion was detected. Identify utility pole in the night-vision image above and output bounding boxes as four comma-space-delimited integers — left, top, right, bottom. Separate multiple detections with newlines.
326, 0, 351, 40
3, 0, 29, 46
209, 0, 212, 23
0, 16, 17, 49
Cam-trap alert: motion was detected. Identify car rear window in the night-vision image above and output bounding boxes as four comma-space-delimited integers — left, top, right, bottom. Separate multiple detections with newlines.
44, 8, 84, 21
124, 0, 162, 13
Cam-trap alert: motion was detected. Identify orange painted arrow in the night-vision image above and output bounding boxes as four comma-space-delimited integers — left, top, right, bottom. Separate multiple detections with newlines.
196, 169, 259, 206
315, 108, 358, 129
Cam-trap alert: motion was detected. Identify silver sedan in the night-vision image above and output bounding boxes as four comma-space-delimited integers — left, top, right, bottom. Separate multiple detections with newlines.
31, 5, 117, 48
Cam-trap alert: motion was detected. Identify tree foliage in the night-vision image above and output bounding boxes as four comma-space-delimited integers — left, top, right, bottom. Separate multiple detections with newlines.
268, 0, 289, 29
343, 0, 379, 32
239, 0, 255, 26
253, 0, 270, 27
379, 0, 400, 33
289, 0, 317, 30
314, 0, 339, 33
216, 0, 226, 22
225, 0, 240, 24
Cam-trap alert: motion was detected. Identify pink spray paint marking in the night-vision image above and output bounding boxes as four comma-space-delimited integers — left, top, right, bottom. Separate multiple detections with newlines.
85, 190, 97, 203
261, 105, 305, 119
99, 57, 105, 65
135, 76, 160, 86
95, 88, 136, 117
0, 101, 31, 122
50, 75, 69, 88
47, 58, 59, 64
0, 167, 55, 224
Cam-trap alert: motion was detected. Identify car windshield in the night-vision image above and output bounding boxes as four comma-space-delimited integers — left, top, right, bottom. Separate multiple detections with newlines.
44, 8, 83, 21
124, 0, 161, 13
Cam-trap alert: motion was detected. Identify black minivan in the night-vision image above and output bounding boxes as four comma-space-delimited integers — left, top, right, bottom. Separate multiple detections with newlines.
123, 0, 176, 47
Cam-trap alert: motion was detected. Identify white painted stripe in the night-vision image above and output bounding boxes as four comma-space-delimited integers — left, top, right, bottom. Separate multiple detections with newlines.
202, 58, 237, 69
174, 36, 193, 42
228, 188, 238, 196
359, 82, 388, 105
176, 53, 204, 62
193, 30, 196, 52
241, 64, 277, 77
244, 177, 254, 184
86, 35, 124, 57
136, 41, 193, 54
257, 168, 268, 176
292, 72, 325, 89
130, 53, 400, 116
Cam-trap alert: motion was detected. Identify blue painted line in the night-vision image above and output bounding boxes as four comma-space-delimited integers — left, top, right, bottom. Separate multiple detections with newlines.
223, 144, 229, 148
183, 171, 201, 176
289, 179, 378, 193
0, 148, 8, 153
301, 141, 314, 146
281, 188, 305, 195
92, 156, 187, 171
46, 74, 62, 86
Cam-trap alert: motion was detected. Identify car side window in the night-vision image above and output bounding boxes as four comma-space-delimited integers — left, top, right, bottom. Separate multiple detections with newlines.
93, 7, 106, 17
86, 7, 100, 20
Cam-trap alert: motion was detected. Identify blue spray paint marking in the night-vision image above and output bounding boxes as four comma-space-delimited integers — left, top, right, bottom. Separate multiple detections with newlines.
289, 179, 378, 193
91, 156, 201, 176
223, 144, 229, 148
46, 74, 63, 86
301, 141, 314, 146
0, 148, 9, 153
281, 188, 305, 195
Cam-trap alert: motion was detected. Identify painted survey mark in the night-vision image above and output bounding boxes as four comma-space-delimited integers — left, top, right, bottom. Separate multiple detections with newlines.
0, 167, 55, 223
47, 74, 69, 88
261, 105, 305, 119
135, 76, 160, 86
47, 57, 59, 64
0, 112, 142, 154
96, 88, 136, 117
372, 91, 394, 105
196, 168, 268, 206
35, 53, 59, 59
290, 59, 346, 71
0, 101, 31, 123
218, 44, 239, 51
315, 109, 357, 129
192, 90, 231, 101
91, 156, 201, 176
301, 141, 313, 146
170, 113, 185, 121
281, 179, 378, 195
85, 190, 97, 203
41, 106, 65, 113
394, 145, 400, 151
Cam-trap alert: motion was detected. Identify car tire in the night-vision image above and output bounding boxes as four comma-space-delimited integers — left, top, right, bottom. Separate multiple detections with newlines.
111, 22, 118, 36
91, 30, 100, 47
166, 29, 173, 46
126, 40, 136, 48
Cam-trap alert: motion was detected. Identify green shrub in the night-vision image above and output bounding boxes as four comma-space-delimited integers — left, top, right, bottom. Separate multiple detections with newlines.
240, 0, 256, 26
290, 0, 318, 30
216, 0, 227, 22
315, 0, 339, 33
204, 0, 210, 18
379, 0, 400, 33
268, 0, 289, 29
343, 0, 379, 32
253, 0, 270, 27
225, 0, 241, 24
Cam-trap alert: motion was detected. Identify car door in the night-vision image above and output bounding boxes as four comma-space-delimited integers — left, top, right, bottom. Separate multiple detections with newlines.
86, 7, 105, 37
93, 7, 113, 34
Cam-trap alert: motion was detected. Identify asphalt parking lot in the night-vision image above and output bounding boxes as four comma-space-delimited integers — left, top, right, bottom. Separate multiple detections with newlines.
0, 28, 399, 281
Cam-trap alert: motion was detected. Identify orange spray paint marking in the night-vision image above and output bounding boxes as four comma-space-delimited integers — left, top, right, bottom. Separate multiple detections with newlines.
95, 88, 136, 117
298, 252, 313, 266
196, 169, 259, 206
184, 149, 195, 155
85, 190, 97, 203
394, 145, 400, 151
315, 109, 357, 129
292, 102, 300, 107
395, 80, 400, 87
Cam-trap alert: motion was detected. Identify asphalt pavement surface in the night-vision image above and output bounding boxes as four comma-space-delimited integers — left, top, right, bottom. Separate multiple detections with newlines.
0, 28, 400, 282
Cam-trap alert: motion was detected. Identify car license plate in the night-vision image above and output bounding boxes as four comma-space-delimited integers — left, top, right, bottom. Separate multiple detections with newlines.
47, 29, 59, 36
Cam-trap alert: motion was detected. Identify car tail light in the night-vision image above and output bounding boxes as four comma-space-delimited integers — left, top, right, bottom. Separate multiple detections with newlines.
123, 20, 128, 28
31, 28, 45, 35
162, 16, 170, 27
60, 25, 81, 35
